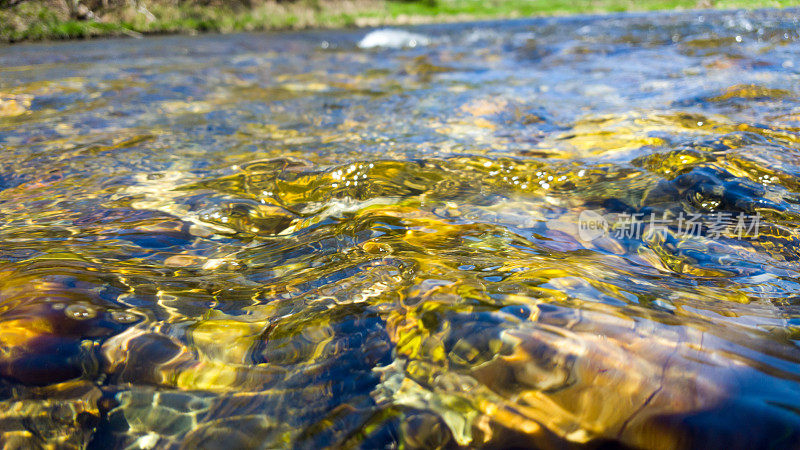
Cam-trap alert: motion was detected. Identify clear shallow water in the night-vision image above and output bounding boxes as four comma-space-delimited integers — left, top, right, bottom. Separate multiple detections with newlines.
1, 8, 800, 448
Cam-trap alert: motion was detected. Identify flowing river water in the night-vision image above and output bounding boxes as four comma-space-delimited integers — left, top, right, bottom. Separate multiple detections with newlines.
1, 8, 800, 449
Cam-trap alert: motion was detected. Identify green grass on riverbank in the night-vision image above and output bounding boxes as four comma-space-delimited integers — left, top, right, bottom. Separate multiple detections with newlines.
2, 0, 799, 43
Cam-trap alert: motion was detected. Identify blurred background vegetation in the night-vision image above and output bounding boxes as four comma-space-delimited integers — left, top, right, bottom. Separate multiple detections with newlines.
2, 0, 799, 42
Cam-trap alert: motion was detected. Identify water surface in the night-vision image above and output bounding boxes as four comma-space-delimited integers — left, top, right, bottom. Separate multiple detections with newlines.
2, 9, 800, 448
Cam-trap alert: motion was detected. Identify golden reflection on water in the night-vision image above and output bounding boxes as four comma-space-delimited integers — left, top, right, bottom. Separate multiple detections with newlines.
2, 9, 800, 449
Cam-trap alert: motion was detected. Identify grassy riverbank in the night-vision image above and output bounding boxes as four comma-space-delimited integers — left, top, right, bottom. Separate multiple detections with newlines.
2, 0, 799, 42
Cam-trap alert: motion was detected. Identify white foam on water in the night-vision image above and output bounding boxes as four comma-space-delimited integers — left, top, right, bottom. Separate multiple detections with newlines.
357, 29, 431, 49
